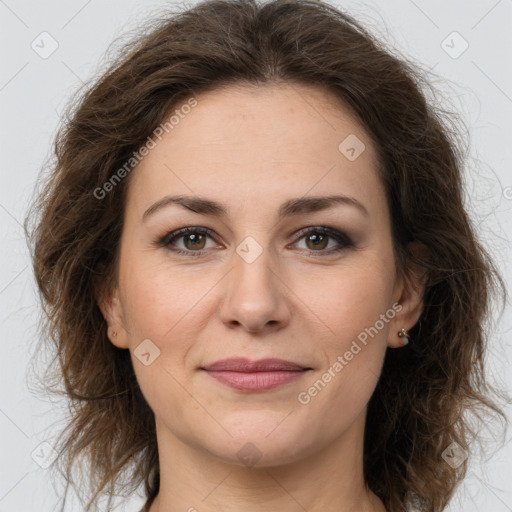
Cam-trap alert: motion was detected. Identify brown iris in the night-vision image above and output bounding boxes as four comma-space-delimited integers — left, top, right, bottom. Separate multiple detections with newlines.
305, 232, 328, 250
184, 233, 207, 250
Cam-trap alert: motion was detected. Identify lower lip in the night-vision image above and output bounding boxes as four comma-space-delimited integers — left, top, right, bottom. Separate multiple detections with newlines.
203, 370, 308, 391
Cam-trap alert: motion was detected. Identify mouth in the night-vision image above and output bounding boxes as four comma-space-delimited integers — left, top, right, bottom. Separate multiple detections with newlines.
200, 358, 313, 392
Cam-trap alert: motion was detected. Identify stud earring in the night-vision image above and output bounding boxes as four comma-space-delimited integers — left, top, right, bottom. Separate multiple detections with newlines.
112, 331, 117, 337
397, 328, 410, 345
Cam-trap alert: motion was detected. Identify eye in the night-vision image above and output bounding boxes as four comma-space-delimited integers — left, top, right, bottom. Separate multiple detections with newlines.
157, 225, 354, 257
158, 226, 219, 256
292, 226, 354, 255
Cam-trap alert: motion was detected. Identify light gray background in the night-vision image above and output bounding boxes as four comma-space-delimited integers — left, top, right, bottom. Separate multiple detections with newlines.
1, 0, 511, 511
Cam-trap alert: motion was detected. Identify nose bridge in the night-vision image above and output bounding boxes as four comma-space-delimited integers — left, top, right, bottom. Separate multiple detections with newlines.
231, 235, 278, 304
219, 234, 289, 332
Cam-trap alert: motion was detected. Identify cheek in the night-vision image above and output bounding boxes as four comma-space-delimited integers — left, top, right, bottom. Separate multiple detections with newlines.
295, 254, 395, 347
119, 263, 210, 425
293, 257, 393, 415
120, 253, 215, 342
118, 253, 225, 394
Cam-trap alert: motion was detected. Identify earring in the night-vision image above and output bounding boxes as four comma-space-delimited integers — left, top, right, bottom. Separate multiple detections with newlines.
112, 331, 117, 337
397, 328, 410, 345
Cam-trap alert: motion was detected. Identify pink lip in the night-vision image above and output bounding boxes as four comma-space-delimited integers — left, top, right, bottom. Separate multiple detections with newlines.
201, 358, 311, 392
202, 357, 309, 372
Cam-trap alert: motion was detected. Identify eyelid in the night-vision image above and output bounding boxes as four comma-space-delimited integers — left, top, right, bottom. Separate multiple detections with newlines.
291, 225, 353, 245
289, 225, 354, 255
159, 226, 217, 245
158, 226, 221, 256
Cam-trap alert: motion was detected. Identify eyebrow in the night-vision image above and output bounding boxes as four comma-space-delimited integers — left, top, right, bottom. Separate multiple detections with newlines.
142, 194, 369, 222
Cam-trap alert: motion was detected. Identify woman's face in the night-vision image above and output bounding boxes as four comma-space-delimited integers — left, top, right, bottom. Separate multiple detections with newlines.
102, 83, 421, 467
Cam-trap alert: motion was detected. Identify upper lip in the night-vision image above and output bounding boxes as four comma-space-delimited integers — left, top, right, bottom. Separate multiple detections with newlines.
201, 358, 311, 372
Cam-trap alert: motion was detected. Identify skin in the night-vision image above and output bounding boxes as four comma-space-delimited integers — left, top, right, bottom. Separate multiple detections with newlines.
99, 83, 424, 512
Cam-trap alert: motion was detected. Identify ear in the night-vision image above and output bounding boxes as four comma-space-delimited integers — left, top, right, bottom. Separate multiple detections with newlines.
95, 276, 129, 350
388, 241, 428, 348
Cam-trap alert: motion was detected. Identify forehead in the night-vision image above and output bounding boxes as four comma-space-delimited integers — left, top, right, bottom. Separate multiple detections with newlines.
125, 82, 385, 221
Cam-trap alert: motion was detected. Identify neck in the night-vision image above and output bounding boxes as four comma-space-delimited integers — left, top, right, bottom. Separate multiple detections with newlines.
148, 410, 386, 512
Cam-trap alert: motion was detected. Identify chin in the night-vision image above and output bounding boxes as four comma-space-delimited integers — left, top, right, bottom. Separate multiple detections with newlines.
199, 418, 316, 468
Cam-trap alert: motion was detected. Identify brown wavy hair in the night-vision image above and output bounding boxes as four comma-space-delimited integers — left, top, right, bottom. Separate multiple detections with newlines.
25, 0, 509, 510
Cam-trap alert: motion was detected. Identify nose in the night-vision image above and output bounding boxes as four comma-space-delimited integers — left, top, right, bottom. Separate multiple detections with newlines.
218, 246, 291, 334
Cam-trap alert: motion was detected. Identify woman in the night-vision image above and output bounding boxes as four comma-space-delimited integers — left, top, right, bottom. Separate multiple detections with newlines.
25, 0, 508, 510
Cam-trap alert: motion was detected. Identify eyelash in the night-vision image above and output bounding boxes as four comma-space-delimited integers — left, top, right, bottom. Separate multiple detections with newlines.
157, 226, 354, 257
